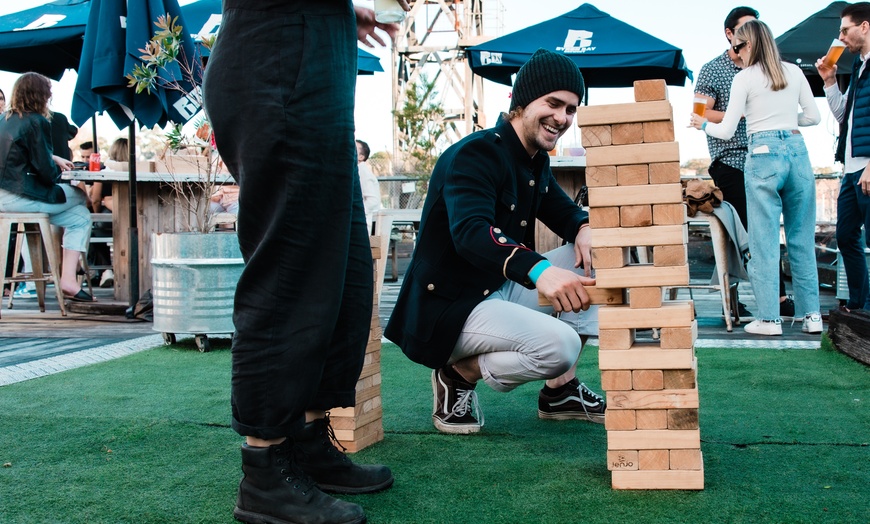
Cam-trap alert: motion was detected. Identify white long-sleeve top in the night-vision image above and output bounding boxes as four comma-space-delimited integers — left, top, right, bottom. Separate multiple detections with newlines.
824, 50, 870, 174
705, 61, 820, 140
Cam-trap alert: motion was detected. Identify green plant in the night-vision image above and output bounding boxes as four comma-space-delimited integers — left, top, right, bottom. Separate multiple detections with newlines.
393, 74, 446, 184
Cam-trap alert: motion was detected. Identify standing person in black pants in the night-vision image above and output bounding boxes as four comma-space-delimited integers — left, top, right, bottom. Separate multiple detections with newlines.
203, 2, 408, 523
695, 6, 794, 320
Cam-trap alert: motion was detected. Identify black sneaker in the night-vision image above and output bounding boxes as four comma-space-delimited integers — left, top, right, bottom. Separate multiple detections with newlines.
780, 296, 795, 319
538, 378, 606, 424
432, 367, 483, 434
725, 301, 753, 322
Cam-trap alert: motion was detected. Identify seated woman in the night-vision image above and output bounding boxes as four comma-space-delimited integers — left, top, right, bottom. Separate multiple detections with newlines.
0, 72, 94, 302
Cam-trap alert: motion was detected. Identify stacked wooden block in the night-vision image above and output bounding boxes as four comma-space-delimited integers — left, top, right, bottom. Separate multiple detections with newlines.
578, 80, 703, 490
328, 237, 385, 452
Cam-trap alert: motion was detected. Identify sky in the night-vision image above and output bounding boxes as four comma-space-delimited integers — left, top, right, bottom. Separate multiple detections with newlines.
0, 0, 847, 168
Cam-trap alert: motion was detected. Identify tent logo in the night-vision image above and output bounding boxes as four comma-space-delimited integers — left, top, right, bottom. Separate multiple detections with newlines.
480, 51, 503, 66
14, 14, 65, 31
558, 29, 595, 54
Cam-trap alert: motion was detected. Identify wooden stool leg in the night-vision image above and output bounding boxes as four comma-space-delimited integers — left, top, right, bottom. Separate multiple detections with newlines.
38, 218, 66, 316
0, 220, 10, 319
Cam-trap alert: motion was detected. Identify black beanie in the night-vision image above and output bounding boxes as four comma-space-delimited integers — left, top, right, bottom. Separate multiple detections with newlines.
509, 48, 585, 111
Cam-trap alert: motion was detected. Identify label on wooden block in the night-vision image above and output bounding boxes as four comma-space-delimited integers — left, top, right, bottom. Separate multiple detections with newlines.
629, 287, 662, 309
608, 450, 639, 471
576, 100, 673, 126
607, 388, 700, 410
586, 142, 680, 167
612, 123, 644, 145
581, 125, 612, 147
620, 205, 653, 227
607, 429, 701, 450
588, 183, 683, 207
633, 79, 668, 102
585, 165, 617, 187
635, 409, 668, 430
595, 264, 690, 289
592, 247, 631, 269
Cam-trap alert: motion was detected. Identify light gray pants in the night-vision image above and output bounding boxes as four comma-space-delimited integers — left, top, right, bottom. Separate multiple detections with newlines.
449, 244, 599, 392
0, 185, 91, 252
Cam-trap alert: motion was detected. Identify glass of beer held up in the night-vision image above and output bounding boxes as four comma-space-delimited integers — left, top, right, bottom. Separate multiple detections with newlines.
822, 39, 847, 69
693, 97, 707, 118
375, 0, 406, 23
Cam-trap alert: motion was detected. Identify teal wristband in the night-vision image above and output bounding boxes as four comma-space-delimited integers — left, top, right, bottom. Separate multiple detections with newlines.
701, 121, 708, 131
528, 260, 552, 285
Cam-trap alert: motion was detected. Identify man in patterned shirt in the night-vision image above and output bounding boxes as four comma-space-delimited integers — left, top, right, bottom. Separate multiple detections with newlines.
694, 6, 795, 319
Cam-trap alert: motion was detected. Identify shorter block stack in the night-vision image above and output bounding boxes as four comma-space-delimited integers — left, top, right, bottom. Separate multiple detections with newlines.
328, 237, 385, 452
578, 80, 703, 490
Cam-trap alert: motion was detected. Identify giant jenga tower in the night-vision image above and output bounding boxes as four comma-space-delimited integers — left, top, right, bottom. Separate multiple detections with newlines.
577, 80, 704, 490
328, 236, 386, 452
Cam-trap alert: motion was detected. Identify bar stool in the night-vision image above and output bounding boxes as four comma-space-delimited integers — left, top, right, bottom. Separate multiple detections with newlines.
0, 212, 67, 318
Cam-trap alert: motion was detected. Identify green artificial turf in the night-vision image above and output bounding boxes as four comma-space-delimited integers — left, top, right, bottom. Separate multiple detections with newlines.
1, 337, 868, 523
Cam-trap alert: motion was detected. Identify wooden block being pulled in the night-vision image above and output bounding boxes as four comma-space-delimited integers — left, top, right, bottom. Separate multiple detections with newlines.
620, 205, 653, 227
594, 264, 690, 288
660, 320, 698, 349
639, 449, 670, 470
588, 183, 682, 207
576, 100, 672, 126
629, 287, 662, 309
592, 247, 631, 269
537, 286, 624, 307
617, 164, 649, 186
607, 388, 699, 410
581, 125, 612, 147
608, 450, 639, 471
599, 346, 694, 370
589, 207, 621, 228
599, 301, 693, 329
653, 204, 686, 226
585, 165, 617, 187
670, 449, 703, 470
605, 408, 637, 430
633, 370, 664, 390
649, 162, 681, 184
586, 142, 680, 167
636, 409, 668, 429
653, 244, 688, 267
601, 370, 633, 391
611, 468, 704, 490
634, 79, 668, 102
612, 123, 644, 145
668, 408, 700, 430
642, 120, 675, 143
607, 429, 701, 450
591, 224, 687, 248
598, 328, 635, 350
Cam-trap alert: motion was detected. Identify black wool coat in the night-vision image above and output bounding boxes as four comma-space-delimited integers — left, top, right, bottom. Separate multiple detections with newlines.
384, 117, 588, 369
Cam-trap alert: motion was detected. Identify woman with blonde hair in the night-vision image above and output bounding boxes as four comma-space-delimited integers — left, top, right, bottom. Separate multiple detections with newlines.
0, 72, 94, 301
691, 19, 822, 336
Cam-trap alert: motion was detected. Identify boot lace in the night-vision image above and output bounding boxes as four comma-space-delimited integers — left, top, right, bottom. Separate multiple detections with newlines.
274, 442, 316, 495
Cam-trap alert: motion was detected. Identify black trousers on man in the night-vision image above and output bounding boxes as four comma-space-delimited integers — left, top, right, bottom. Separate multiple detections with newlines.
203, 1, 371, 440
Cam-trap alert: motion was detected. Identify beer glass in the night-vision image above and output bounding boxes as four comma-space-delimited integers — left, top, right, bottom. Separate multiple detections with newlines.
375, 0, 406, 24
693, 97, 707, 117
822, 39, 847, 69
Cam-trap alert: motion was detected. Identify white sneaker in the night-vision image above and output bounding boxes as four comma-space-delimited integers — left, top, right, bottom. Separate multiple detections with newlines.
801, 313, 823, 334
744, 319, 782, 336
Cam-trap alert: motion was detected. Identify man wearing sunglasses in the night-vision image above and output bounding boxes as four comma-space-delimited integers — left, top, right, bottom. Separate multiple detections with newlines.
816, 2, 870, 313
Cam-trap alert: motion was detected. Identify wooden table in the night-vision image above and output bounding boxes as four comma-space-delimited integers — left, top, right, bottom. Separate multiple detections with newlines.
536, 156, 586, 253
64, 170, 234, 302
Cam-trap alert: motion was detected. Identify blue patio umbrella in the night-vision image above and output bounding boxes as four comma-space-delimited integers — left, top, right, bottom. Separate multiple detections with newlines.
0, 0, 90, 80
467, 3, 692, 95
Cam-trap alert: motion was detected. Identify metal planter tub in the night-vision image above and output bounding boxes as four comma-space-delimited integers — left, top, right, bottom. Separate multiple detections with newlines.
151, 231, 243, 351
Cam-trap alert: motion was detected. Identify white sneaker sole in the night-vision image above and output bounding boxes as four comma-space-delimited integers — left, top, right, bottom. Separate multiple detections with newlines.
431, 371, 481, 434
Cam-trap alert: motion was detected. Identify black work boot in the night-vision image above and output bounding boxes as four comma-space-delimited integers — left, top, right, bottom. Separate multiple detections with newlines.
295, 417, 394, 495
234, 440, 366, 524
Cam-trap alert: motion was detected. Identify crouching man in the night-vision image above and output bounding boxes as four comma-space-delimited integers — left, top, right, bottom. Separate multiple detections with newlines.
385, 49, 606, 434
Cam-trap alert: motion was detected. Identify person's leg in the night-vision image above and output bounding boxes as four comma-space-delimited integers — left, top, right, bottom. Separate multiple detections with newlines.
743, 135, 787, 329
835, 170, 870, 310
779, 136, 821, 331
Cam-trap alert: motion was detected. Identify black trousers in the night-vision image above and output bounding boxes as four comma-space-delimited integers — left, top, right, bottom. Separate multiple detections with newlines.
203, 1, 371, 440
709, 160, 787, 298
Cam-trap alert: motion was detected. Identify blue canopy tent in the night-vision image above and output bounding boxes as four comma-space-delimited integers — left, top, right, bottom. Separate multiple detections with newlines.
467, 3, 692, 99
776, 1, 854, 97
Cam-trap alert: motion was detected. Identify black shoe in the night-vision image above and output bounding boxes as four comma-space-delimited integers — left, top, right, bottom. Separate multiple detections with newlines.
725, 301, 753, 321
295, 417, 393, 495
779, 296, 795, 319
234, 440, 366, 524
538, 378, 606, 423
432, 367, 483, 434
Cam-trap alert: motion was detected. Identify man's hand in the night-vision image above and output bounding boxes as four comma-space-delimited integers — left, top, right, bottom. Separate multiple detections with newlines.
535, 265, 596, 313
860, 161, 870, 196
573, 225, 592, 277
815, 57, 838, 87
355, 3, 411, 47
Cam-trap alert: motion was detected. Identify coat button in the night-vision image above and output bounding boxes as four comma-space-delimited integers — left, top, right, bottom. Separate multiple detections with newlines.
510, 204, 516, 211
483, 289, 490, 296
493, 228, 502, 233
529, 180, 535, 186
427, 283, 435, 291
520, 220, 528, 227
498, 236, 507, 243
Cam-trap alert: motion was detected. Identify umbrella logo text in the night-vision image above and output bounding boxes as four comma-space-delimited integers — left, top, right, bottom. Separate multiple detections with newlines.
14, 14, 65, 31
558, 30, 595, 54
480, 51, 502, 65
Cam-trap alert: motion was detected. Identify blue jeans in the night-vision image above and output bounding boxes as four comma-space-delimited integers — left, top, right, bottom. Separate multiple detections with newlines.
836, 169, 870, 310
744, 131, 820, 320
0, 185, 91, 252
